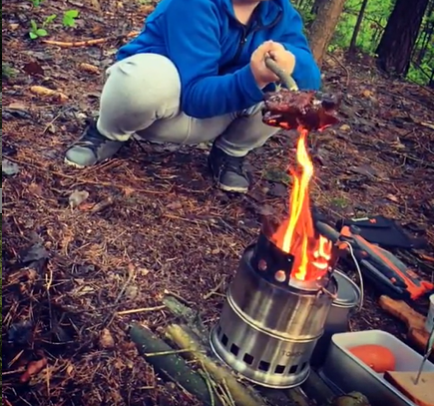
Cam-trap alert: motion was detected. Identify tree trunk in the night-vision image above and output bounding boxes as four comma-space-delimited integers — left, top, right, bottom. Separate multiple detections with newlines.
415, 1, 434, 64
311, 0, 327, 15
375, 0, 430, 76
349, 0, 370, 53
308, 0, 348, 66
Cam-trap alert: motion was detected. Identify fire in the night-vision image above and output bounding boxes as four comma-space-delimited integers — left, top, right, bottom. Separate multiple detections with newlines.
271, 126, 332, 282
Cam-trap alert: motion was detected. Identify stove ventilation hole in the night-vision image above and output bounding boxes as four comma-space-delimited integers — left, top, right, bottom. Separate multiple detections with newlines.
289, 365, 298, 374
230, 343, 239, 356
216, 327, 292, 375
258, 361, 270, 372
243, 353, 254, 365
274, 365, 285, 374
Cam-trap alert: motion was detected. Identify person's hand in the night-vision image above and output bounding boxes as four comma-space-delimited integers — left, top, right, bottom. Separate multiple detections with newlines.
268, 43, 296, 77
250, 40, 296, 89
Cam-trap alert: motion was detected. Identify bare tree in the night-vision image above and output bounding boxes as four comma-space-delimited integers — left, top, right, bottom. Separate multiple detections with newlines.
376, 0, 430, 75
349, 0, 370, 53
308, 0, 348, 66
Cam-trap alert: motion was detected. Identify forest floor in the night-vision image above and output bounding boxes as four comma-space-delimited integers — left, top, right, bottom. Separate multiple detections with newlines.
2, 1, 434, 406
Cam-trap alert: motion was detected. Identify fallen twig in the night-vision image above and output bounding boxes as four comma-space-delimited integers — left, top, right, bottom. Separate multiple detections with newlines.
203, 278, 226, 300
102, 264, 136, 327
164, 289, 194, 306
42, 31, 139, 47
116, 305, 166, 316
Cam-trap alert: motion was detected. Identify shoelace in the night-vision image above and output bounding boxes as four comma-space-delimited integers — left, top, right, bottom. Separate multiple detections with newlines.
74, 125, 109, 150
223, 155, 246, 176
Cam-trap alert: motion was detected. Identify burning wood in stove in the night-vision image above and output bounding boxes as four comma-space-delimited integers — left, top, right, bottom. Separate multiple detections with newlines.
258, 90, 340, 289
210, 85, 342, 388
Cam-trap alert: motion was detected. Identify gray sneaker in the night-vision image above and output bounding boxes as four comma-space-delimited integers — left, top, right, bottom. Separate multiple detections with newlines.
64, 121, 124, 168
208, 144, 250, 193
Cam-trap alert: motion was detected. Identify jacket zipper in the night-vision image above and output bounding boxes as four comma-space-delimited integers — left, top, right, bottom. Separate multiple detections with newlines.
229, 11, 283, 67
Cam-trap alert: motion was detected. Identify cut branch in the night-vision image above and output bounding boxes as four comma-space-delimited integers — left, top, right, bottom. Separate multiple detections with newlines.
129, 323, 222, 406
165, 323, 267, 406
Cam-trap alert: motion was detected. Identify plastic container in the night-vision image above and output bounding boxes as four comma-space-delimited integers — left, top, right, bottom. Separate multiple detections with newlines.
311, 270, 361, 366
426, 294, 434, 332
320, 330, 434, 406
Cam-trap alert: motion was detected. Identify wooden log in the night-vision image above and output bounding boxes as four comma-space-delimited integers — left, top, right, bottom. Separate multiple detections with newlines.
162, 295, 208, 345
129, 323, 223, 406
165, 323, 267, 406
379, 295, 433, 360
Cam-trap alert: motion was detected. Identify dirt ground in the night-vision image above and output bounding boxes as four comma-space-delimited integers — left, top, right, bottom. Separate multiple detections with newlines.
2, 1, 434, 406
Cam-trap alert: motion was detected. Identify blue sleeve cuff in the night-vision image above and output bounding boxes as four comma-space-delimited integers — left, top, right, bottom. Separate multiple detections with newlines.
236, 64, 265, 105
283, 43, 321, 91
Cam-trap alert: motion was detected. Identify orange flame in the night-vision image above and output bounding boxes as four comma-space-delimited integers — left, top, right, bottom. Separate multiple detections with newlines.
271, 126, 332, 282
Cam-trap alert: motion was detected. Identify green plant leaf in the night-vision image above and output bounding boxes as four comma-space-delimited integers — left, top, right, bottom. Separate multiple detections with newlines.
63, 17, 73, 27
30, 19, 38, 30
29, 31, 38, 39
44, 14, 57, 25
36, 29, 48, 37
62, 9, 79, 27
65, 9, 79, 18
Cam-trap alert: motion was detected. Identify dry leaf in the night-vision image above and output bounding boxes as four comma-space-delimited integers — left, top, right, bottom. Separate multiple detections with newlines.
166, 201, 182, 210
7, 102, 28, 111
23, 61, 44, 76
66, 364, 74, 376
138, 268, 150, 277
69, 190, 89, 208
99, 328, 115, 349
421, 121, 434, 130
79, 63, 100, 74
20, 357, 48, 383
362, 89, 374, 98
78, 202, 96, 211
386, 194, 399, 203
89, 0, 102, 12
122, 186, 135, 197
28, 182, 43, 196
30, 86, 68, 102
139, 5, 155, 14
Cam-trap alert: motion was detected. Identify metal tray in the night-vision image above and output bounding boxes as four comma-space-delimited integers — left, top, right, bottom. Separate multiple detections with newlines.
319, 330, 434, 406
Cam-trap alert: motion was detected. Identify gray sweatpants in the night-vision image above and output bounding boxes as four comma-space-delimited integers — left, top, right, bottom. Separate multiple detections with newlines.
97, 54, 279, 157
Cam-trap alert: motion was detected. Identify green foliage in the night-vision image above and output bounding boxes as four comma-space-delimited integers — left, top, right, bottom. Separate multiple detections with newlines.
29, 15, 55, 39
27, 0, 80, 39
2, 62, 17, 79
296, 0, 433, 86
62, 10, 80, 28
296, 7, 316, 29
334, 0, 394, 53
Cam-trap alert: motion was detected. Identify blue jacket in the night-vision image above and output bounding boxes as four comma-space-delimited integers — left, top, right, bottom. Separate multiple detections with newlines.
117, 0, 320, 119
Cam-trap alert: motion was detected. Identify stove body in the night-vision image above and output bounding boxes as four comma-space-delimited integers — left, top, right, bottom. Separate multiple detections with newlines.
210, 233, 337, 388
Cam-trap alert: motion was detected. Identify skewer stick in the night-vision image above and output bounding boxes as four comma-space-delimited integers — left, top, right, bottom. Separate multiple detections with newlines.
264, 56, 299, 91
414, 324, 434, 385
